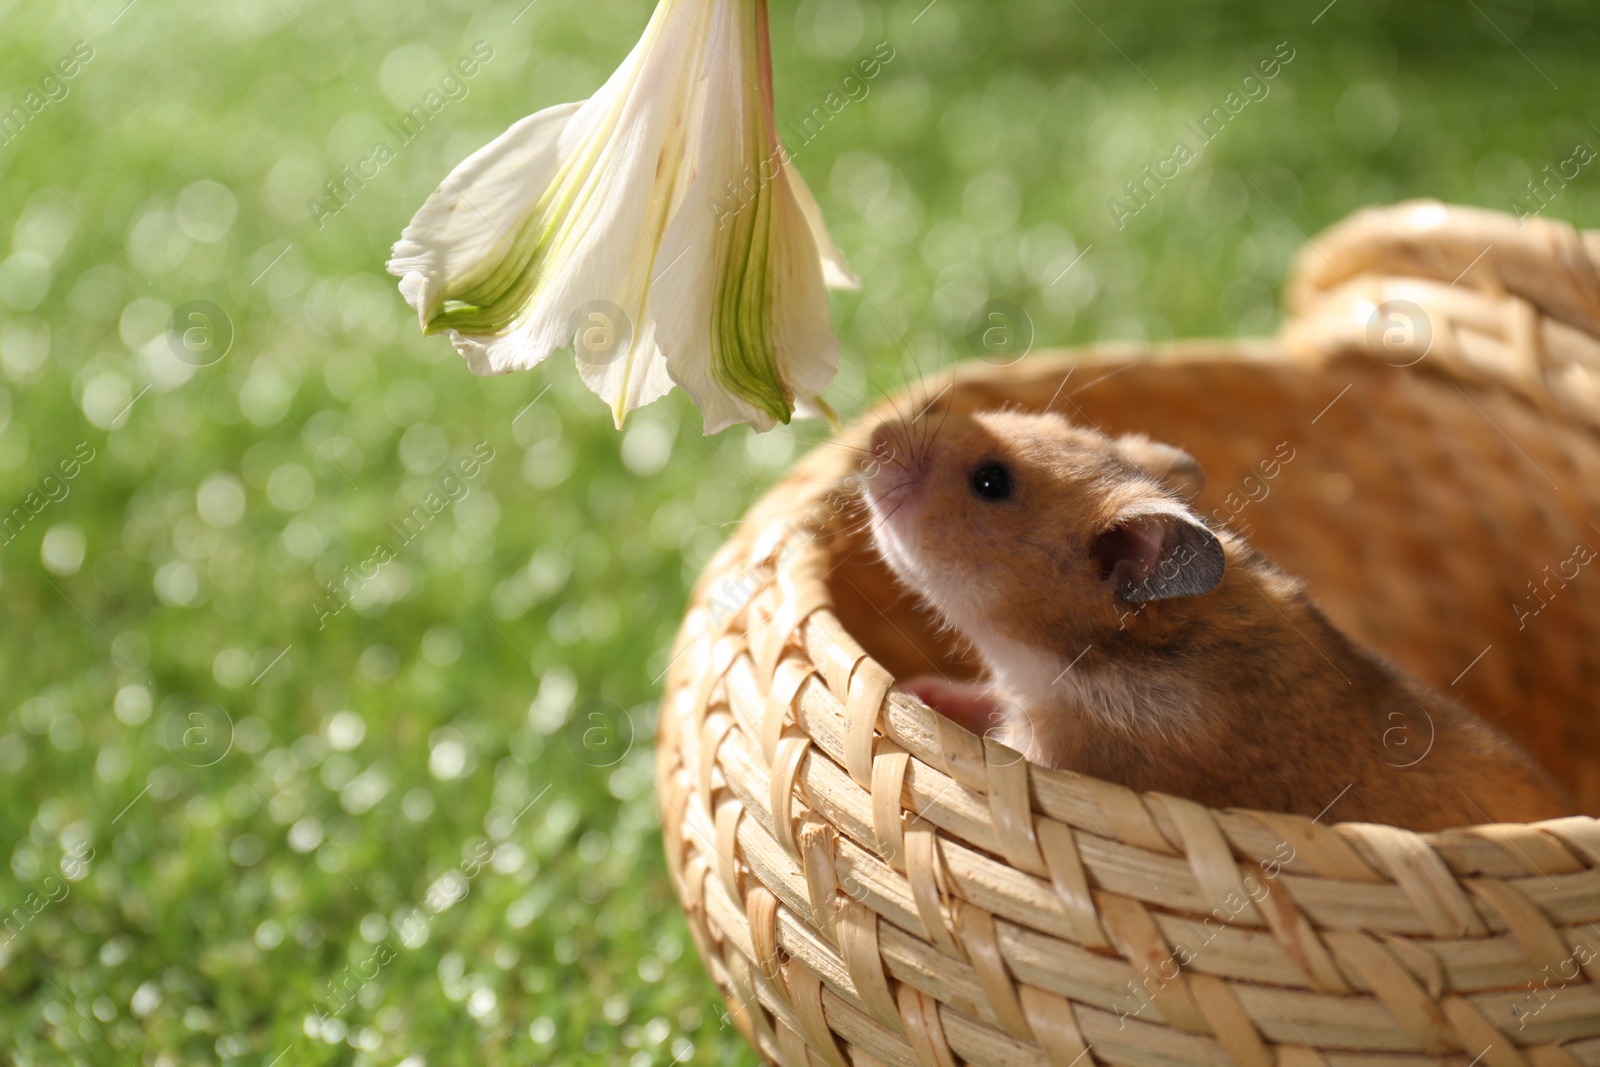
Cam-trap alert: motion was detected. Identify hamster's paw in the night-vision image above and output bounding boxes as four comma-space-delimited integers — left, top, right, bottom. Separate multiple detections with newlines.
900, 676, 1003, 737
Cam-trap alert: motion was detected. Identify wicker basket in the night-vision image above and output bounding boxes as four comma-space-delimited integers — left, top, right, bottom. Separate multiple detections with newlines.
656, 201, 1600, 1067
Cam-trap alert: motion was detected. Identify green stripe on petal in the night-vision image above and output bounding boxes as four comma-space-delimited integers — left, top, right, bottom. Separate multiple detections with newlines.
710, 189, 790, 423
704, 0, 793, 426
422, 88, 629, 337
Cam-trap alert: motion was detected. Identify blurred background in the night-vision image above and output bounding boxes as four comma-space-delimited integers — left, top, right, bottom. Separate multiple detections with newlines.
0, 0, 1594, 1062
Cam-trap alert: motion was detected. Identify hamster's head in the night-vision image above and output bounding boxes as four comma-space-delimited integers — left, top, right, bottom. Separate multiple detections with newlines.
861, 410, 1226, 668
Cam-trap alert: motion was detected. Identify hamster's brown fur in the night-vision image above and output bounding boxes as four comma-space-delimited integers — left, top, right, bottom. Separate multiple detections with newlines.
861, 410, 1570, 832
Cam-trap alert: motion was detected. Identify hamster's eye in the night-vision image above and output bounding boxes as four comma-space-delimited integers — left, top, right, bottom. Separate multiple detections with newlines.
969, 462, 1012, 501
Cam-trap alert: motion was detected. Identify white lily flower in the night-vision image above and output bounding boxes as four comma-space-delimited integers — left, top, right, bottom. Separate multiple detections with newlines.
387, 0, 856, 433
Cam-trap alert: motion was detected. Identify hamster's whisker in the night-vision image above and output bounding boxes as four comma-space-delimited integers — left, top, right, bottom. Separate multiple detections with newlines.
923, 390, 953, 470
746, 499, 854, 523
839, 488, 910, 541
905, 358, 934, 443
806, 439, 879, 462
859, 365, 905, 423
915, 383, 947, 476
910, 381, 949, 424
837, 500, 896, 539
909, 383, 951, 467
828, 500, 910, 579
888, 385, 918, 443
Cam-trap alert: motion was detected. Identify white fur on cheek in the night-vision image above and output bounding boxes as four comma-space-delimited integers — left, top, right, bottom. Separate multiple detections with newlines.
864, 501, 928, 590
970, 630, 1063, 706
963, 631, 1066, 763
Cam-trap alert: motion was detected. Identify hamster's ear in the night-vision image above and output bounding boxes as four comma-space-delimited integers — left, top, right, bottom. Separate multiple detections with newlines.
1114, 433, 1204, 499
1091, 505, 1225, 603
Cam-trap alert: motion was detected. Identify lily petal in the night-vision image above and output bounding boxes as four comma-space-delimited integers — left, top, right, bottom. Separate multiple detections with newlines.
388, 0, 709, 420
388, 101, 580, 370
652, 0, 839, 434
789, 164, 858, 291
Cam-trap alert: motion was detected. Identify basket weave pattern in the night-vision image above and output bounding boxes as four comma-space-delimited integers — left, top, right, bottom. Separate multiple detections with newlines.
657, 203, 1600, 1066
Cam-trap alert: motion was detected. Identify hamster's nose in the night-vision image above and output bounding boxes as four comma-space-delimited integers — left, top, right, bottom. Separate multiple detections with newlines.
869, 422, 902, 460
863, 421, 925, 512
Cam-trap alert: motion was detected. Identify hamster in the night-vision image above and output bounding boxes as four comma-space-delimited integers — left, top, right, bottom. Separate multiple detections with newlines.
860, 409, 1571, 832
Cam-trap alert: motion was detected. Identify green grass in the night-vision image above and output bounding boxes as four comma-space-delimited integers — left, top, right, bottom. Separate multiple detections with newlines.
0, 0, 1596, 1063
